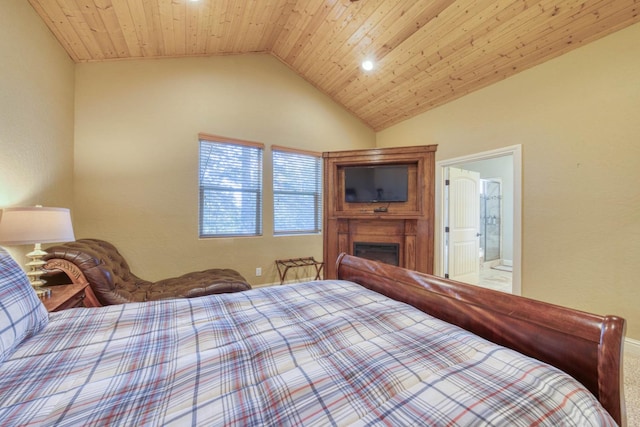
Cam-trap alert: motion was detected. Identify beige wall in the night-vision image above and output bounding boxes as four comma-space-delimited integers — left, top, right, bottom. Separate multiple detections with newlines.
4, 0, 636, 340
74, 55, 375, 285
377, 23, 640, 340
0, 0, 75, 260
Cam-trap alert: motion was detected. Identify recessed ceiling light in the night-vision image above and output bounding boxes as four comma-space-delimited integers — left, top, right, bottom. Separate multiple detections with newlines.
361, 60, 374, 71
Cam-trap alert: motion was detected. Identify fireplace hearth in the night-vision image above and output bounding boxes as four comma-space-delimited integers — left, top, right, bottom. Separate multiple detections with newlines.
354, 242, 400, 266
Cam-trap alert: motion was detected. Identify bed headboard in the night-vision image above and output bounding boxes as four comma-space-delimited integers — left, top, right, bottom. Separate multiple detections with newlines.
335, 253, 626, 426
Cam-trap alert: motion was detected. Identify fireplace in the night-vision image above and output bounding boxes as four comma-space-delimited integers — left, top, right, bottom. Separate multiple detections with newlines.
322, 145, 436, 278
353, 242, 400, 266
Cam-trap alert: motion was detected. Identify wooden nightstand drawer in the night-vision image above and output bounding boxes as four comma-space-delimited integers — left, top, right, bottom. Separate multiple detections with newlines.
56, 290, 86, 311
41, 282, 100, 312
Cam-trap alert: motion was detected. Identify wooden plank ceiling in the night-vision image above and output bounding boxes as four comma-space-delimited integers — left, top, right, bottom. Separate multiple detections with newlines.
29, 0, 639, 131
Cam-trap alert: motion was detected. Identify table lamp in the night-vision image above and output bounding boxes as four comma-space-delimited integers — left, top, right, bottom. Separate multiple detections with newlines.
0, 206, 76, 295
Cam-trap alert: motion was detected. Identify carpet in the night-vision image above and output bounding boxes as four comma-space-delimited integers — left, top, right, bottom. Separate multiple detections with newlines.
625, 351, 640, 426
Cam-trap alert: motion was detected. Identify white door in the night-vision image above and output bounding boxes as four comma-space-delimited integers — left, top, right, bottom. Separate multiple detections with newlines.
446, 167, 480, 284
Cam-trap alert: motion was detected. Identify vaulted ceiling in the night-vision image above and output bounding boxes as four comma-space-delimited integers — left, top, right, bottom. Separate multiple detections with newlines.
28, 0, 639, 131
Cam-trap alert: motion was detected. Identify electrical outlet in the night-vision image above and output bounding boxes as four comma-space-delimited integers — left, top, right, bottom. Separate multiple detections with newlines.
255, 267, 262, 276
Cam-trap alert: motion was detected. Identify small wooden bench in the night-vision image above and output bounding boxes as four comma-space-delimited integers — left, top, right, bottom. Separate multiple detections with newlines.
275, 257, 324, 285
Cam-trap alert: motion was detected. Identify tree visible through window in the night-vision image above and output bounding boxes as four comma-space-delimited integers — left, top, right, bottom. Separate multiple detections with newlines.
199, 135, 263, 237
272, 146, 322, 235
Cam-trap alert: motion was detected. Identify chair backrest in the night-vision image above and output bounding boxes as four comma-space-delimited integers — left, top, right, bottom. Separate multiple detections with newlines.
44, 239, 151, 305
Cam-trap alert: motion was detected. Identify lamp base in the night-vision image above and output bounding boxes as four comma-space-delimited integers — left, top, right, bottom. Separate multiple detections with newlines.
25, 243, 51, 297
33, 286, 52, 298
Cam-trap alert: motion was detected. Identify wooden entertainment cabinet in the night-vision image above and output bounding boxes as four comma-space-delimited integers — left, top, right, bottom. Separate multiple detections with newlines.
323, 145, 437, 279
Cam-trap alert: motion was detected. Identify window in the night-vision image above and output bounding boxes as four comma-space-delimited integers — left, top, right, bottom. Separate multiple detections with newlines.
199, 134, 263, 237
272, 146, 322, 235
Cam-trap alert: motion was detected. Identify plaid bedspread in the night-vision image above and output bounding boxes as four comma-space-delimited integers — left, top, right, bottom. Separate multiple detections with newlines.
0, 280, 615, 426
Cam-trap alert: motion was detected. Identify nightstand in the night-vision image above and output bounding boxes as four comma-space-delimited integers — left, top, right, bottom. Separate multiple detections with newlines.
40, 282, 100, 312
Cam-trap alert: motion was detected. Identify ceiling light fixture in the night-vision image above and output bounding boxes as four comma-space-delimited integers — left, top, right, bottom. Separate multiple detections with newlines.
361, 59, 374, 71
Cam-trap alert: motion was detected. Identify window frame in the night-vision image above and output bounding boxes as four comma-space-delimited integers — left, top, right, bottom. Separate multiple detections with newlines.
198, 133, 264, 238
272, 145, 323, 236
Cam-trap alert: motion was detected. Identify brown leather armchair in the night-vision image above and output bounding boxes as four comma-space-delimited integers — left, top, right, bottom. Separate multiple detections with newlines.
43, 238, 251, 306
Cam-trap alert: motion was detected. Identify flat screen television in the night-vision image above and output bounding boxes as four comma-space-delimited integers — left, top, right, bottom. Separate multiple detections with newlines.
344, 165, 408, 203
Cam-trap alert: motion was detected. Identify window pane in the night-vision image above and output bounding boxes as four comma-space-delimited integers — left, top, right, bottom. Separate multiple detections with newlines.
199, 140, 263, 237
273, 149, 322, 235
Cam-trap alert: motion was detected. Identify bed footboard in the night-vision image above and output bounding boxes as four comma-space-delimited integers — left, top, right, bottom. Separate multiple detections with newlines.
335, 253, 626, 426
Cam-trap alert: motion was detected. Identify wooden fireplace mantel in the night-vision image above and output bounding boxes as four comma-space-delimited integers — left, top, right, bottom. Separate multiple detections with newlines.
322, 145, 437, 278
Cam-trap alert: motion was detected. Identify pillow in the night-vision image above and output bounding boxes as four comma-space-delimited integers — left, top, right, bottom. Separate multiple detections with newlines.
0, 247, 49, 363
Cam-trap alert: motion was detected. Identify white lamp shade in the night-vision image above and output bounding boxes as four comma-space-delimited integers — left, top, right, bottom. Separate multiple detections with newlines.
0, 206, 76, 245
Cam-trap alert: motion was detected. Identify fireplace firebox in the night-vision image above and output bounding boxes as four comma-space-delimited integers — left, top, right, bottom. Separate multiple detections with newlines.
353, 242, 400, 266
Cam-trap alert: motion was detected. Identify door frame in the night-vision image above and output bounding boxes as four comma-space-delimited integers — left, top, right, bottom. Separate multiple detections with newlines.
435, 145, 522, 295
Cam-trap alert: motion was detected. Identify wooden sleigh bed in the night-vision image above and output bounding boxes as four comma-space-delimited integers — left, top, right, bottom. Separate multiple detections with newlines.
335, 253, 627, 425
0, 249, 626, 426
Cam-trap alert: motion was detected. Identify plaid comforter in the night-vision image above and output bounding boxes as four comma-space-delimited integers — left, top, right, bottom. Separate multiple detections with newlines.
0, 280, 615, 426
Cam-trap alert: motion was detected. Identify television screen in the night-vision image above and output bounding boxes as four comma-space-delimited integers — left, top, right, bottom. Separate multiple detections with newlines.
344, 165, 408, 203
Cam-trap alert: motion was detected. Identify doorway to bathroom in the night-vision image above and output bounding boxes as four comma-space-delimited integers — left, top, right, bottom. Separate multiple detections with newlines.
436, 145, 521, 295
